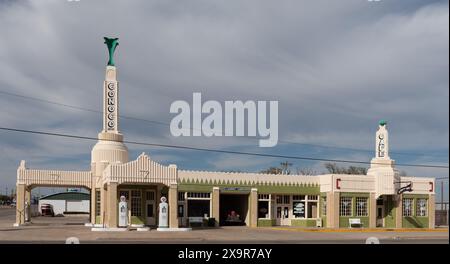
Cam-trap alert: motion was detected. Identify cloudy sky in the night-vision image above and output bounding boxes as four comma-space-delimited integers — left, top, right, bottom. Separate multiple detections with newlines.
0, 0, 448, 198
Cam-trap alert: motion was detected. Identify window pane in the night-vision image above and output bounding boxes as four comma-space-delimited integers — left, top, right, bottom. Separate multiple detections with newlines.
322, 197, 327, 216
340, 197, 352, 216
293, 201, 305, 218
258, 201, 269, 218
356, 197, 368, 216
403, 198, 413, 217
416, 199, 427, 217
308, 202, 317, 218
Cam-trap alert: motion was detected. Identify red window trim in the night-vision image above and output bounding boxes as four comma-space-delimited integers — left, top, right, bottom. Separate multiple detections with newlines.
336, 178, 341, 190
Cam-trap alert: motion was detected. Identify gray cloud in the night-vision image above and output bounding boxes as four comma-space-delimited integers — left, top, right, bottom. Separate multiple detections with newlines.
0, 0, 448, 194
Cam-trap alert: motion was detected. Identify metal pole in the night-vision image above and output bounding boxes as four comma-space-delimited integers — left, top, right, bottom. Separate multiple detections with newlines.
441, 181, 444, 211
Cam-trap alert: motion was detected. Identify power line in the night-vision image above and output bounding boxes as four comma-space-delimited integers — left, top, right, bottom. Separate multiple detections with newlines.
0, 126, 448, 169
1, 89, 447, 159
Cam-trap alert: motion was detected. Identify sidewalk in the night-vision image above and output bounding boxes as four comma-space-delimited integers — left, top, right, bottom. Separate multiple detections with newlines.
266, 226, 449, 233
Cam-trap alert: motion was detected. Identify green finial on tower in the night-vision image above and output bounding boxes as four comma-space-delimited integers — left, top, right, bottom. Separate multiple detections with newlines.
104, 37, 119, 66
379, 119, 387, 126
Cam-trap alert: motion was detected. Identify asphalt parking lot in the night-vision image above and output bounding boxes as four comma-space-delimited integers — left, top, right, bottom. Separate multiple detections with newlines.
0, 208, 448, 244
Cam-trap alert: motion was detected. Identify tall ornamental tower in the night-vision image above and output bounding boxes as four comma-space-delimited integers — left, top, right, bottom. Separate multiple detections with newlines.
367, 120, 400, 198
91, 37, 129, 180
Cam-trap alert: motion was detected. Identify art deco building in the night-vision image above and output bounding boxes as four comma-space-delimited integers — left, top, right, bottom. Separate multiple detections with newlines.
14, 40, 435, 229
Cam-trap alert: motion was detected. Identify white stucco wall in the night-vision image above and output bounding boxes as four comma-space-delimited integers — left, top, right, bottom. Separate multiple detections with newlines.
38, 199, 89, 215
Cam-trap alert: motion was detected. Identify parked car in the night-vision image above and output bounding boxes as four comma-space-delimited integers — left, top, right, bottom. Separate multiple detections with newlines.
40, 204, 54, 217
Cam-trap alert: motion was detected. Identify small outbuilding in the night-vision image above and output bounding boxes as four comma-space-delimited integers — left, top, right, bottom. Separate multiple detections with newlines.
38, 192, 90, 215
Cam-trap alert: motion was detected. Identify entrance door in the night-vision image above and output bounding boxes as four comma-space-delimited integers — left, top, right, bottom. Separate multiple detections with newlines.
376, 205, 384, 227
275, 195, 291, 226
145, 190, 156, 226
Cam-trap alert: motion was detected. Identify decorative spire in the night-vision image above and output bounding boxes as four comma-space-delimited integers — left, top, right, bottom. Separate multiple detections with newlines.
104, 37, 119, 66
379, 119, 387, 126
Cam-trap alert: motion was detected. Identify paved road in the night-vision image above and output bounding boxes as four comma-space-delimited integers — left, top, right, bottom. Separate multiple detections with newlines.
0, 207, 15, 217
1, 239, 448, 244
0, 208, 448, 244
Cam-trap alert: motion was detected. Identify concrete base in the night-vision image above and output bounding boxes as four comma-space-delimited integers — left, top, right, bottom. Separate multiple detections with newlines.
131, 224, 145, 228
90, 224, 105, 228
91, 227, 128, 232
13, 222, 30, 227
137, 227, 150, 231
156, 227, 192, 232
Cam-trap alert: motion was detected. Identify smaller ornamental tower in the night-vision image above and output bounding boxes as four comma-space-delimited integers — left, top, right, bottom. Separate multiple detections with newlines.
367, 120, 400, 198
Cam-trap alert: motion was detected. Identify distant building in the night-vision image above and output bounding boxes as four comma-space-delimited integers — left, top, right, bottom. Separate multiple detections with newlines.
38, 192, 90, 215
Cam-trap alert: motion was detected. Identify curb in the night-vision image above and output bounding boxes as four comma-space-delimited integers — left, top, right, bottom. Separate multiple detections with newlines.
267, 227, 449, 233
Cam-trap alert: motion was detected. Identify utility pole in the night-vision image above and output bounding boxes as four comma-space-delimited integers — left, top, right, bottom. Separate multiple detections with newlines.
280, 161, 292, 175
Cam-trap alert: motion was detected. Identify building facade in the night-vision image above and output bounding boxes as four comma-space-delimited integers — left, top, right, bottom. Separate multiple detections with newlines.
14, 43, 435, 229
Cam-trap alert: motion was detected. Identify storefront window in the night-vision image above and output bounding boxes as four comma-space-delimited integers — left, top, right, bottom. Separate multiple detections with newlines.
258, 201, 269, 218
356, 197, 368, 216
293, 201, 305, 218
322, 197, 327, 216
131, 190, 142, 217
95, 189, 101, 216
178, 204, 184, 217
187, 200, 210, 217
403, 198, 413, 217
307, 201, 317, 218
416, 198, 427, 217
340, 197, 352, 216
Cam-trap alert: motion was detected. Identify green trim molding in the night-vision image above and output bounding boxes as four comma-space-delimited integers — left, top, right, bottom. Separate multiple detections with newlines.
257, 219, 276, 227
178, 178, 320, 195
291, 219, 317, 227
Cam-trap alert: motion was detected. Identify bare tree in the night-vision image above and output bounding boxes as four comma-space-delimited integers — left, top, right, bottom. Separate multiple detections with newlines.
324, 163, 367, 175
296, 167, 317, 176
260, 167, 283, 175
280, 161, 292, 175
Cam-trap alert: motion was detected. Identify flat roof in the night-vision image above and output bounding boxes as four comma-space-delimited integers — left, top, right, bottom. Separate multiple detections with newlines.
39, 192, 89, 201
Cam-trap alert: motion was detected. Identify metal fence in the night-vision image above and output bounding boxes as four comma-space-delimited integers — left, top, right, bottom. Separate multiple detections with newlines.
435, 202, 448, 226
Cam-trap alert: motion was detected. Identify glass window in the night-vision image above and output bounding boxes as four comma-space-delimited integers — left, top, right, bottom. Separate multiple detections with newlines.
178, 192, 185, 201
416, 198, 427, 217
292, 195, 305, 201
356, 197, 368, 216
131, 190, 142, 217
258, 201, 269, 218
276, 195, 282, 204
178, 204, 184, 217
283, 195, 290, 204
340, 197, 352, 216
187, 192, 211, 199
403, 198, 413, 217
292, 201, 305, 218
119, 190, 129, 200
258, 194, 270, 200
146, 203, 154, 217
307, 201, 318, 218
308, 195, 318, 201
187, 200, 210, 217
145, 191, 155, 201
276, 207, 282, 218
95, 189, 101, 216
322, 197, 327, 216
